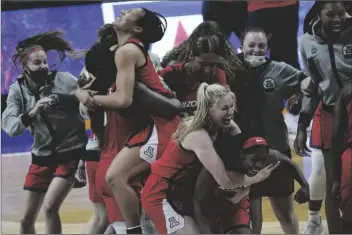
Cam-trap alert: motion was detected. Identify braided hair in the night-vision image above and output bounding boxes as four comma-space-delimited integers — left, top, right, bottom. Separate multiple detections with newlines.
12, 30, 82, 69
97, 23, 118, 48
304, 1, 350, 34
135, 8, 167, 51
191, 34, 224, 57
161, 21, 244, 82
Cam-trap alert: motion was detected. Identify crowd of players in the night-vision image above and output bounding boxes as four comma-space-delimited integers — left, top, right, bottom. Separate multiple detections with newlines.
2, 1, 352, 234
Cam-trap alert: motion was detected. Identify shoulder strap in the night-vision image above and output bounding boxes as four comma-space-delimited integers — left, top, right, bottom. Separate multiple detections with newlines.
124, 38, 148, 57
327, 43, 344, 90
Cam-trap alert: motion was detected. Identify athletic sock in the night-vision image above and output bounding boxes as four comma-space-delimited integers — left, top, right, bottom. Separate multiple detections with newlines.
126, 225, 142, 234
111, 222, 126, 234
308, 211, 321, 223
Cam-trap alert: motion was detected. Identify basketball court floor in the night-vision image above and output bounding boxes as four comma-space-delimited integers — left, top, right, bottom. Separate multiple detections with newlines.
1, 149, 328, 234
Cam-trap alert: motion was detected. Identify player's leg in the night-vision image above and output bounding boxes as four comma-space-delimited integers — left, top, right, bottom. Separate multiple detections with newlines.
105, 146, 149, 233
249, 197, 262, 234
269, 194, 299, 234
21, 163, 50, 233
41, 155, 80, 233
302, 148, 325, 234
323, 150, 342, 233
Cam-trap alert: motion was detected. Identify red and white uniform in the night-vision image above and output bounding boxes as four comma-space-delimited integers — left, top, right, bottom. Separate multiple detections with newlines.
157, 63, 249, 233
96, 84, 146, 223
159, 62, 227, 118
141, 140, 203, 234
96, 38, 181, 222
124, 38, 181, 164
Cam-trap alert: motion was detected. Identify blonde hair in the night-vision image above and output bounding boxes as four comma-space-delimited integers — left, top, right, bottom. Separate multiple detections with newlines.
173, 82, 236, 143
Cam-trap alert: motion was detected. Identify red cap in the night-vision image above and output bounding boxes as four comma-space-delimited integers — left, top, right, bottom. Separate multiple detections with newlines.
242, 137, 268, 150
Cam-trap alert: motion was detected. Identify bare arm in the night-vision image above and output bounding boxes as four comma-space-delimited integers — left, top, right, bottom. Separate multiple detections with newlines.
269, 149, 308, 187
183, 129, 258, 188
331, 86, 350, 183
93, 44, 138, 109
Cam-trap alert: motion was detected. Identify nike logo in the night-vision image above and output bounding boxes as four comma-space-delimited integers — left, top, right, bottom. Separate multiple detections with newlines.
255, 139, 263, 142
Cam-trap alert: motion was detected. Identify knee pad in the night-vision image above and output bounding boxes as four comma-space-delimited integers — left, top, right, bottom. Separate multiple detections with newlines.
309, 148, 326, 200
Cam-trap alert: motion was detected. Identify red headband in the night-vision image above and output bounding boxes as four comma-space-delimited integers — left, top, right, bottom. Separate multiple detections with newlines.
242, 137, 268, 150
21, 47, 44, 63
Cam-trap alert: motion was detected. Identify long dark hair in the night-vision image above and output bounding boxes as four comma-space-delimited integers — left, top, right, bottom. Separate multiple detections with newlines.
161, 21, 244, 82
84, 24, 118, 147
12, 30, 82, 69
135, 8, 167, 51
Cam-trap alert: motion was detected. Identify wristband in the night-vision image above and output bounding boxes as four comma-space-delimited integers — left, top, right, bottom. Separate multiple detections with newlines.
21, 113, 34, 127
298, 113, 313, 129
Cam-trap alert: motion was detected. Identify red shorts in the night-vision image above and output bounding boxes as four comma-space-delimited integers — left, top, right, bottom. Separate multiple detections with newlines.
126, 116, 180, 164
23, 149, 84, 192
141, 174, 185, 234
203, 193, 250, 233
86, 160, 103, 203
96, 158, 144, 223
340, 148, 352, 222
310, 101, 334, 150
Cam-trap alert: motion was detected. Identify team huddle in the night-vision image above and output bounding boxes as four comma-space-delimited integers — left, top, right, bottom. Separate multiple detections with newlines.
2, 1, 352, 234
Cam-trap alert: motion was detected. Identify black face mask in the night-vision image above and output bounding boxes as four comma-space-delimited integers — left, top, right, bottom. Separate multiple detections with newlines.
25, 67, 49, 85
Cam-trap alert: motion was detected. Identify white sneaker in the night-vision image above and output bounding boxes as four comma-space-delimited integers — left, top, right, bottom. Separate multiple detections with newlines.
302, 219, 324, 234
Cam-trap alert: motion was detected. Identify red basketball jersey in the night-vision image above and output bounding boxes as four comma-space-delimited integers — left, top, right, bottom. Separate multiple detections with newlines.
159, 62, 226, 118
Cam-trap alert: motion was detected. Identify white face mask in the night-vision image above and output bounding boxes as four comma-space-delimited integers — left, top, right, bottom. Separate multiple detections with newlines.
244, 55, 267, 67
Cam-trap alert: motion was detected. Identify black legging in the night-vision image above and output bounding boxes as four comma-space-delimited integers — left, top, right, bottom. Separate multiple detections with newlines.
247, 4, 300, 69
202, 1, 248, 38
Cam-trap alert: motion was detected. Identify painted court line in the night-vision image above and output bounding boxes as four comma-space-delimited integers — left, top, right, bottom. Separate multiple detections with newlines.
1, 221, 329, 234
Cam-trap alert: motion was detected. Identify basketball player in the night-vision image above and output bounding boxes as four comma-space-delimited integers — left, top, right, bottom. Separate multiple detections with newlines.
196, 134, 309, 234
77, 24, 178, 234
2, 31, 87, 234
331, 82, 352, 234
77, 68, 110, 234
159, 34, 262, 233
161, 21, 243, 82
230, 26, 309, 234
141, 83, 279, 234
158, 35, 227, 118
77, 10, 182, 233
295, 2, 351, 233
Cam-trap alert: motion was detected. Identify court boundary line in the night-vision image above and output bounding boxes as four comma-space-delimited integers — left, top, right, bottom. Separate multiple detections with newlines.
1, 220, 329, 234
1, 152, 30, 158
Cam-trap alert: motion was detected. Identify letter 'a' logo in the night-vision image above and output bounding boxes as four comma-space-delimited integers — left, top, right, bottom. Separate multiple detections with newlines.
168, 217, 180, 228
144, 146, 154, 158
